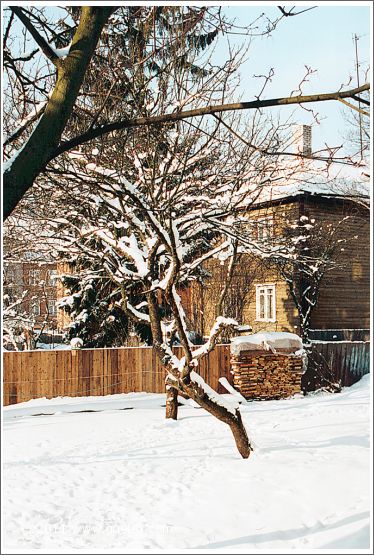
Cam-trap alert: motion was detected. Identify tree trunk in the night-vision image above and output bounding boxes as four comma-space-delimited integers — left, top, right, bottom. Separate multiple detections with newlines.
182, 381, 252, 459
228, 409, 252, 459
155, 342, 251, 457
165, 386, 178, 420
3, 7, 113, 220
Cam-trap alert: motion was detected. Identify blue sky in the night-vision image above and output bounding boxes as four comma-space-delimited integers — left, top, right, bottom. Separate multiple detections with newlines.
217, 4, 371, 153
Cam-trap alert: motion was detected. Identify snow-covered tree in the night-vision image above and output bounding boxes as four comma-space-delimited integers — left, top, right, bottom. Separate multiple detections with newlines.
51, 143, 257, 457
3, 291, 31, 351
37, 5, 311, 350
57, 259, 152, 348
2, 285, 51, 351
44, 103, 335, 459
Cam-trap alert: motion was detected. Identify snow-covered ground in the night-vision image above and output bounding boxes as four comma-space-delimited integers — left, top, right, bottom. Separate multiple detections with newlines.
2, 375, 371, 552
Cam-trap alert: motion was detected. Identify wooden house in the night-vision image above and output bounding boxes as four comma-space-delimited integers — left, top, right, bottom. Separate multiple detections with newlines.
181, 177, 370, 341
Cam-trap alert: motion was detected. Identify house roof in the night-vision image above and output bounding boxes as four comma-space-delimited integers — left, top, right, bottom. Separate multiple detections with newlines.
252, 159, 370, 207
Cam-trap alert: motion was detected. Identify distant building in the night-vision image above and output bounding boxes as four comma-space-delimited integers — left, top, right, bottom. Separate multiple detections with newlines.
3, 254, 60, 331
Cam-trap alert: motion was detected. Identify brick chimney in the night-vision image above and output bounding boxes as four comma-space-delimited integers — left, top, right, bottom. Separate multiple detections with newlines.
293, 124, 312, 156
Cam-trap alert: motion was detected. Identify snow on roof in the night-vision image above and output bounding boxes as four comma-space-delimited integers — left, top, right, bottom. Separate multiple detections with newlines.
254, 159, 370, 205
230, 332, 303, 355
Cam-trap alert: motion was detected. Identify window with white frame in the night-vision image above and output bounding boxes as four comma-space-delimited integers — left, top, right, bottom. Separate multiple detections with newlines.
5, 266, 16, 284
28, 269, 41, 285
256, 217, 274, 241
256, 284, 276, 322
47, 300, 57, 316
48, 270, 58, 286
30, 300, 40, 316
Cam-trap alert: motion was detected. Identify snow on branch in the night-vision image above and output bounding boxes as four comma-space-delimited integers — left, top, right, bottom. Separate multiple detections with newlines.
94, 230, 149, 279
218, 377, 248, 403
192, 316, 238, 359
4, 100, 47, 147
181, 240, 232, 278
50, 42, 72, 60
125, 302, 150, 323
159, 343, 186, 374
171, 285, 194, 350
190, 370, 239, 416
84, 162, 172, 247
3, 118, 43, 175
11, 7, 62, 67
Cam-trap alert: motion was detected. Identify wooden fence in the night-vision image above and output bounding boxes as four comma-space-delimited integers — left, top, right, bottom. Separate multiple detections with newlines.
3, 345, 232, 406
308, 329, 370, 342
3, 341, 370, 406
302, 341, 370, 391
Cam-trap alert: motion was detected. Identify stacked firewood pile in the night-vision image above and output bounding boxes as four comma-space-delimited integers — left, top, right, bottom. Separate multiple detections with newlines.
230, 350, 304, 400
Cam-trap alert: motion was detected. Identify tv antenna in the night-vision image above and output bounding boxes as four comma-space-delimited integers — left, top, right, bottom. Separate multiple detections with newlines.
353, 34, 364, 160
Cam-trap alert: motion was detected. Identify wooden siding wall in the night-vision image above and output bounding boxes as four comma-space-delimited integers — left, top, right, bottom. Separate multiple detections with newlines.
304, 199, 370, 330
199, 202, 301, 336
243, 279, 299, 335
240, 201, 301, 335
191, 198, 369, 337
302, 341, 370, 391
3, 345, 232, 406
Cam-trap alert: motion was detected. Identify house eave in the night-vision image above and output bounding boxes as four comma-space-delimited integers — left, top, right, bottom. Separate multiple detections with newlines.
247, 191, 370, 211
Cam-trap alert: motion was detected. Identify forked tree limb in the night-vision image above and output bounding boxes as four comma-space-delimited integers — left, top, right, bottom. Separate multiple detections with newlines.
338, 98, 369, 117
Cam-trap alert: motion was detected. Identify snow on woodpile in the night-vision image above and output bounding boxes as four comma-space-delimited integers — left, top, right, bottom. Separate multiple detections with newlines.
230, 332, 303, 355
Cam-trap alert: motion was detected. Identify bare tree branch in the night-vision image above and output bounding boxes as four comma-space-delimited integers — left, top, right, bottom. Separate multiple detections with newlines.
352, 95, 370, 106
4, 102, 47, 147
11, 7, 61, 67
3, 7, 115, 221
338, 98, 369, 117
278, 6, 317, 18
52, 84, 370, 159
